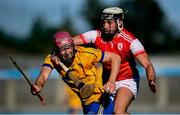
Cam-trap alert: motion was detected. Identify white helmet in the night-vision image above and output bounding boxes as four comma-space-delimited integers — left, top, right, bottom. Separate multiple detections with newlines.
101, 7, 124, 32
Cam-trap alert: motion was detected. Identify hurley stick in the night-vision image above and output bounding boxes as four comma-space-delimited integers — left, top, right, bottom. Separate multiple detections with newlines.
9, 55, 45, 105
58, 60, 95, 99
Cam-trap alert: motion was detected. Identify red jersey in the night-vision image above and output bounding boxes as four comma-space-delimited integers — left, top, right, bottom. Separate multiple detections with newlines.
79, 28, 146, 81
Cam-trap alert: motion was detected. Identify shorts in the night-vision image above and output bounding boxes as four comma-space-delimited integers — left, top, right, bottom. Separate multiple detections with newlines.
83, 96, 114, 114
115, 79, 139, 99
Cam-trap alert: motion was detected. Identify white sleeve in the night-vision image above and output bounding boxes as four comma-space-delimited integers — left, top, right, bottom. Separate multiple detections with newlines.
82, 30, 98, 43
130, 39, 145, 55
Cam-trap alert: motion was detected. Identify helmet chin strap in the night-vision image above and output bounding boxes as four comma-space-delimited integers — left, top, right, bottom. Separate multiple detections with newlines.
117, 19, 123, 32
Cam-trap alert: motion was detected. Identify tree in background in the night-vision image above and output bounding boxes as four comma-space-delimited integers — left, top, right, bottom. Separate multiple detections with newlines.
80, 0, 104, 29
81, 0, 179, 53
0, 0, 180, 54
120, 0, 175, 53
0, 15, 75, 55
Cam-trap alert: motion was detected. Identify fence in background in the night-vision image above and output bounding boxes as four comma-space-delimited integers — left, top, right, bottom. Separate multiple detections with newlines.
0, 55, 180, 113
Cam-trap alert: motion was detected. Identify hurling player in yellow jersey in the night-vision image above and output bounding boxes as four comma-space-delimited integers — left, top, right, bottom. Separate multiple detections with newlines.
31, 31, 120, 114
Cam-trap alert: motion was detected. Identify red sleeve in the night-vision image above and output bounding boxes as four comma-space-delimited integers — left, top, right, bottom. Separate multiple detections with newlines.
80, 34, 87, 44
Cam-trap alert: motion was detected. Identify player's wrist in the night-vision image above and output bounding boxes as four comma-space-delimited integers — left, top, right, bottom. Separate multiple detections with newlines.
108, 77, 116, 83
31, 85, 41, 95
35, 82, 43, 90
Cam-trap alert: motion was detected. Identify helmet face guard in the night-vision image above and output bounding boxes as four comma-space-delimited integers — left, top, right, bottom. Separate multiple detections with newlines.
100, 7, 124, 41
100, 17, 118, 41
53, 31, 75, 66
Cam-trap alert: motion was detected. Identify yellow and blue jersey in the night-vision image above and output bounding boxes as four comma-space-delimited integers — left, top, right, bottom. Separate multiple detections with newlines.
43, 46, 105, 105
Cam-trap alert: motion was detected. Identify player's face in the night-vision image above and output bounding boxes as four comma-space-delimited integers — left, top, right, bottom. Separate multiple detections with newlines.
58, 44, 74, 61
102, 19, 117, 34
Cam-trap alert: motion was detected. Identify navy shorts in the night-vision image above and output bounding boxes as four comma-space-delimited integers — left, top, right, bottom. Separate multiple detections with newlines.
83, 96, 114, 114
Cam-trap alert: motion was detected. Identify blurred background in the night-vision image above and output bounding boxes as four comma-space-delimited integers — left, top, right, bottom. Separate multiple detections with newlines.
0, 0, 180, 114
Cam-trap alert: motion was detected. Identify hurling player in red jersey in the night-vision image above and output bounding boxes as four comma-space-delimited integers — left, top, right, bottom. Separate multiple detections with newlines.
73, 7, 157, 114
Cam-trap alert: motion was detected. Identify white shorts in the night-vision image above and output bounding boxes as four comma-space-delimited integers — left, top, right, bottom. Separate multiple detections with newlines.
115, 79, 139, 99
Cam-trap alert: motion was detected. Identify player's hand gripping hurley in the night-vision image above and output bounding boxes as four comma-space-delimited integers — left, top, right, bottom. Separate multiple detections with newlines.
9, 55, 45, 105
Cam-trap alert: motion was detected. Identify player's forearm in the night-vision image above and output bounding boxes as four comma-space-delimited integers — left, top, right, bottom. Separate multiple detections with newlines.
35, 75, 46, 90
35, 66, 52, 90
109, 54, 121, 82
146, 64, 156, 82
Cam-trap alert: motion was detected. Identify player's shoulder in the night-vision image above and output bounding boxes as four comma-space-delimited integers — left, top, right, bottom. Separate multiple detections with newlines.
45, 54, 52, 59
76, 46, 99, 52
83, 30, 99, 35
118, 28, 136, 42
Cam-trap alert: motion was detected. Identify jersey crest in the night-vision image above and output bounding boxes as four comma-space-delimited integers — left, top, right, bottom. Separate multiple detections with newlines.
117, 43, 123, 51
